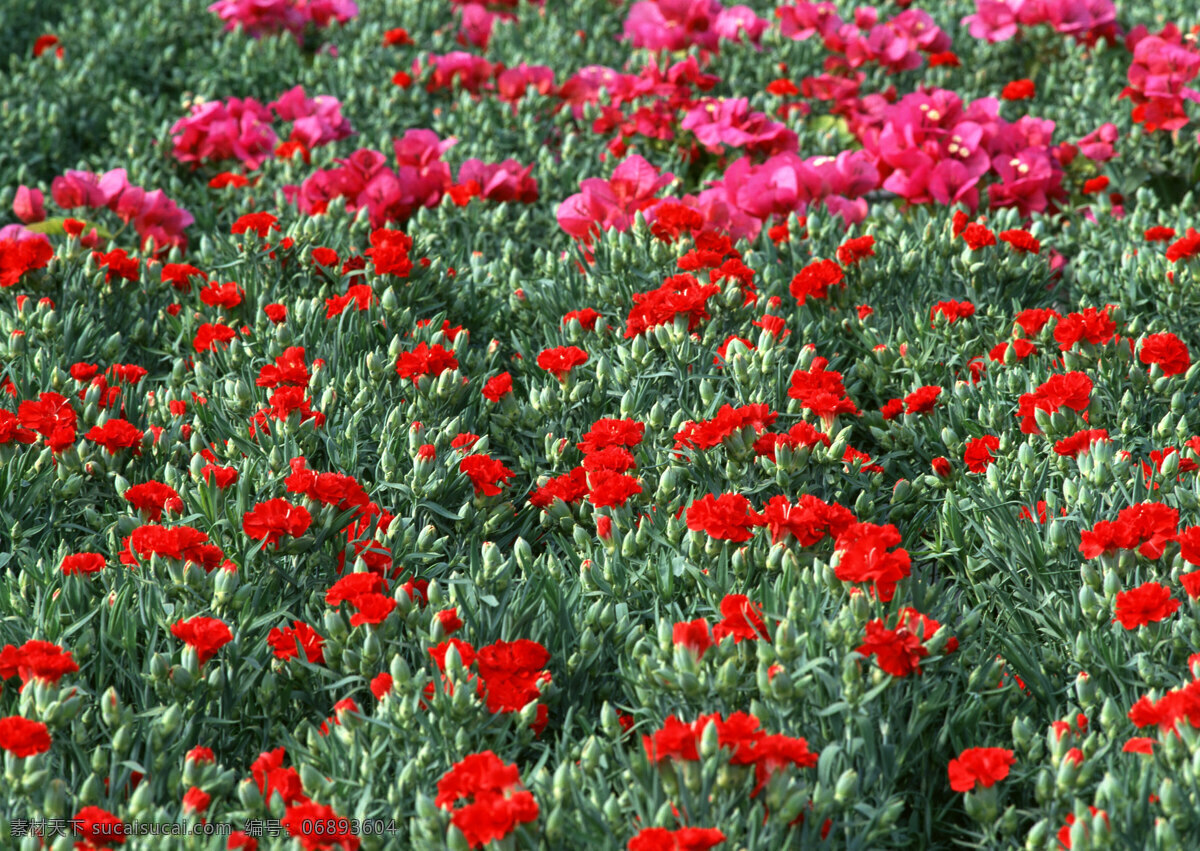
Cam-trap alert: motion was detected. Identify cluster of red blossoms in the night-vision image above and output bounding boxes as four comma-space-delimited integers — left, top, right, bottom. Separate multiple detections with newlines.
685, 495, 911, 596
1078, 501, 1185, 561
427, 637, 553, 735
643, 711, 819, 796
858, 607, 956, 677
1016, 372, 1093, 434
248, 748, 361, 850
947, 747, 1015, 792
435, 751, 539, 849
530, 417, 645, 510
673, 593, 772, 658
0, 639, 79, 690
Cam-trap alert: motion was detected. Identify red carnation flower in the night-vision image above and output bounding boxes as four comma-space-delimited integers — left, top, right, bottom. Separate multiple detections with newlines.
1165, 228, 1200, 263
1113, 582, 1180, 629
282, 800, 360, 851
789, 259, 844, 304
948, 747, 1014, 792
435, 751, 539, 849
61, 552, 106, 576
85, 418, 144, 454
365, 227, 414, 277
1140, 332, 1191, 376
1001, 79, 1035, 100
92, 248, 140, 283
857, 618, 929, 677
578, 418, 645, 454
963, 435, 1001, 473
563, 308, 601, 329
1017, 372, 1093, 434
904, 385, 942, 415
961, 223, 996, 250
123, 481, 183, 522
231, 212, 279, 238
999, 229, 1041, 254
672, 619, 713, 659
199, 280, 244, 309
460, 454, 516, 497
712, 594, 771, 643
686, 494, 764, 542
267, 620, 325, 663
0, 716, 52, 757
836, 234, 875, 266
170, 616, 232, 666
73, 806, 124, 847
833, 522, 910, 602
396, 342, 458, 383
628, 827, 726, 851
482, 372, 512, 401
931, 299, 976, 324
537, 346, 588, 380
243, 498, 312, 548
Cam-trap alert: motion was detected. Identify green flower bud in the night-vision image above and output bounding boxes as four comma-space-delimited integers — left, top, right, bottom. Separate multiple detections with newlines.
834, 769, 858, 804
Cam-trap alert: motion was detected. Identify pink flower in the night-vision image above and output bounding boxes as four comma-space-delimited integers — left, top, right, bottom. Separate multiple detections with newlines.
713, 5, 770, 47
456, 159, 539, 203
50, 168, 129, 209
962, 0, 1022, 43
1077, 123, 1119, 162
557, 155, 675, 246
285, 130, 455, 228
681, 98, 798, 156
623, 0, 724, 52
989, 147, 1065, 218
420, 50, 498, 94
12, 186, 45, 224
1121, 33, 1200, 133
777, 2, 843, 42
496, 64, 556, 105
208, 0, 357, 40
268, 86, 355, 149
169, 97, 277, 170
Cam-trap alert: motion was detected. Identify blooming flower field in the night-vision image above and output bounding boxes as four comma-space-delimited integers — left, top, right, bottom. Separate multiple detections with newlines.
3, 0, 1200, 848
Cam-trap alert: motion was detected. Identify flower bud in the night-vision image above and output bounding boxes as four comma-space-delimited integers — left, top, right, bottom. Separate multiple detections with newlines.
834, 769, 858, 804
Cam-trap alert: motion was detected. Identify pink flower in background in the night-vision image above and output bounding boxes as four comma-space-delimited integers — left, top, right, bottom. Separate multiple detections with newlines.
713, 5, 770, 47
208, 0, 306, 38
170, 97, 277, 169
1121, 31, 1200, 133
624, 0, 723, 52
268, 86, 355, 149
303, 0, 358, 28
990, 147, 1064, 217
557, 155, 675, 246
1077, 123, 1119, 161
962, 0, 1022, 43
963, 0, 1116, 45
457, 160, 539, 203
12, 186, 45, 224
456, 3, 513, 49
44, 170, 193, 253
285, 130, 456, 227
208, 0, 357, 40
681, 98, 798, 156
779, 3, 947, 73
496, 64, 556, 105
776, 1, 843, 42
51, 168, 129, 209
693, 150, 877, 238
131, 189, 195, 253
419, 51, 498, 94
